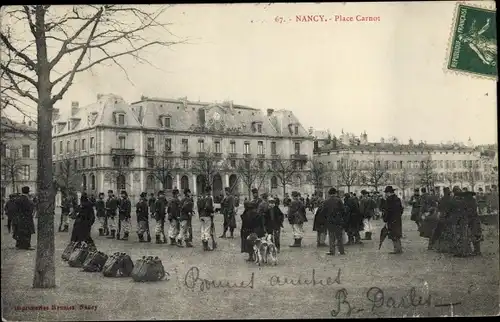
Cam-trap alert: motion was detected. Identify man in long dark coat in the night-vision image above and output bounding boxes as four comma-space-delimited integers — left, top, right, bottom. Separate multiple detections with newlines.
220, 187, 237, 238
409, 188, 422, 229
344, 193, 363, 245
383, 186, 404, 254
312, 191, 327, 247
265, 197, 284, 252
321, 188, 346, 256
240, 188, 262, 261
359, 190, 376, 240
5, 194, 17, 234
13, 187, 35, 250
288, 191, 307, 247
464, 190, 482, 256
70, 192, 95, 246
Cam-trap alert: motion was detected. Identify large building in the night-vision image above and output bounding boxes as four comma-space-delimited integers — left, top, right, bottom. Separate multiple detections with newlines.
0, 116, 38, 197
51, 94, 314, 201
313, 131, 496, 200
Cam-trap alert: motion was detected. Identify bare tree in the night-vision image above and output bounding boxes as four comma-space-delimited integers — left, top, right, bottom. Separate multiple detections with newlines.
268, 156, 301, 197
307, 159, 330, 192
336, 154, 360, 193
53, 153, 82, 195
466, 162, 480, 192
0, 145, 23, 193
398, 167, 411, 202
418, 157, 437, 192
235, 158, 269, 198
148, 153, 177, 190
362, 154, 388, 192
443, 169, 455, 188
0, 5, 184, 288
191, 147, 225, 193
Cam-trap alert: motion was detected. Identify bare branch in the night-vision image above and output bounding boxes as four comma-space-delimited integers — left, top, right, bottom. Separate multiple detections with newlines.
0, 33, 37, 70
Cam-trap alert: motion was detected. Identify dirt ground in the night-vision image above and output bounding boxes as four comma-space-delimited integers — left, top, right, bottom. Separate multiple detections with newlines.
1, 208, 499, 320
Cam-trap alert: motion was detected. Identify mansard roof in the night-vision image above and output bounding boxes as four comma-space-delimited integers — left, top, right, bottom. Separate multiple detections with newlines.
1, 116, 37, 134
315, 141, 478, 154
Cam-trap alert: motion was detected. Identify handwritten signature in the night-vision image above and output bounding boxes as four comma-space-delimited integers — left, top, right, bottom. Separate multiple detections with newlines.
183, 266, 255, 292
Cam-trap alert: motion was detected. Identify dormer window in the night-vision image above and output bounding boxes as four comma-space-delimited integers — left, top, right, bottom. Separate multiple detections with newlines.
118, 114, 125, 126
252, 121, 263, 133
163, 117, 171, 128
294, 125, 299, 135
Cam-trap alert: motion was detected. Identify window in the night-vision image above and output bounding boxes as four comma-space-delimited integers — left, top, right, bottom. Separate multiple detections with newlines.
146, 175, 155, 190
90, 174, 96, 190
399, 161, 403, 169
271, 176, 278, 189
66, 141, 70, 153
271, 142, 277, 155
230, 160, 236, 168
198, 139, 204, 151
147, 158, 154, 168
257, 141, 264, 154
82, 174, 87, 190
163, 117, 171, 128
257, 124, 262, 133
183, 159, 189, 169
182, 139, 188, 152
90, 137, 95, 149
22, 165, 30, 180
272, 160, 278, 170
244, 142, 250, 154
230, 141, 236, 153
440, 160, 444, 168
59, 141, 63, 154
119, 136, 126, 149
74, 139, 78, 151
165, 138, 172, 151
165, 175, 173, 190
384, 160, 389, 169
244, 160, 251, 169
81, 138, 86, 151
113, 156, 121, 167
118, 114, 125, 126
147, 138, 155, 150
116, 174, 126, 190
22, 145, 30, 158
181, 175, 189, 189
294, 142, 301, 154
392, 161, 397, 169
214, 140, 221, 153
52, 142, 56, 156
74, 159, 78, 170
82, 158, 87, 168
420, 161, 425, 169
90, 156, 95, 167
294, 125, 299, 135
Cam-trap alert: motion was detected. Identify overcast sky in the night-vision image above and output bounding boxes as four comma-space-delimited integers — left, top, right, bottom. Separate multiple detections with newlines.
3, 2, 497, 145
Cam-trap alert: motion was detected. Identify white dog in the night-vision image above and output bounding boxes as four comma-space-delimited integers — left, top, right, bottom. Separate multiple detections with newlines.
247, 233, 278, 266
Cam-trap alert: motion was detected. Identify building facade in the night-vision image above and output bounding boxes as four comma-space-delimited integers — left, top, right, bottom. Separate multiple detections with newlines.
0, 117, 38, 197
51, 94, 314, 202
313, 131, 495, 200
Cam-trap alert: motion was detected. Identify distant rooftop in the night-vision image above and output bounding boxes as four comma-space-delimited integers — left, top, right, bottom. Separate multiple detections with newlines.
0, 116, 37, 134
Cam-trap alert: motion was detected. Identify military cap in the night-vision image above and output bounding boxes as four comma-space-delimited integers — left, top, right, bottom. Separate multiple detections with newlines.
251, 188, 258, 193
173, 188, 179, 195
21, 186, 30, 194
158, 190, 165, 196
328, 187, 337, 195
140, 192, 147, 198
261, 192, 269, 199
108, 189, 114, 193
291, 191, 299, 197
184, 188, 191, 195
361, 190, 368, 195
120, 190, 128, 196
98, 192, 105, 197
384, 186, 396, 193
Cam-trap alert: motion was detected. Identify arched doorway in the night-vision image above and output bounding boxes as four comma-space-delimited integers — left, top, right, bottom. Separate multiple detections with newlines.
229, 174, 239, 194
213, 174, 223, 199
165, 175, 173, 190
82, 174, 87, 191
196, 175, 206, 196
146, 175, 155, 192
90, 174, 96, 191
116, 174, 126, 191
181, 175, 189, 190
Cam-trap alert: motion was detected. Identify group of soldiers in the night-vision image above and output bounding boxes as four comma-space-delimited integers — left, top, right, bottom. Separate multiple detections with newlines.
410, 185, 499, 257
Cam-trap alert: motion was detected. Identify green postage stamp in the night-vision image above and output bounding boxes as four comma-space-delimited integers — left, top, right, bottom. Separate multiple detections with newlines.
447, 4, 497, 78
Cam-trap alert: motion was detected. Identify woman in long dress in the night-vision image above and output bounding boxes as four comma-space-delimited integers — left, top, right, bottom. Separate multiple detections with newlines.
70, 193, 96, 246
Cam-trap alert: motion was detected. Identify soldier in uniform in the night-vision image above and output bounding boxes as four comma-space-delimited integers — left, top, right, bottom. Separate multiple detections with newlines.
344, 193, 363, 245
312, 191, 328, 247
154, 190, 168, 244
240, 188, 262, 261
321, 188, 346, 256
198, 186, 215, 251
476, 188, 487, 215
288, 191, 307, 247
5, 194, 17, 234
383, 186, 404, 254
177, 188, 194, 247
117, 190, 132, 241
105, 190, 119, 239
409, 188, 422, 229
136, 192, 150, 242
220, 187, 237, 239
167, 189, 181, 246
95, 192, 106, 236
265, 197, 284, 252
12, 186, 35, 250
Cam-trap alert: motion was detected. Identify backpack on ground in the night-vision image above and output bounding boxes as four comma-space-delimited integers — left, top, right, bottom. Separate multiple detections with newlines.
82, 251, 109, 272
68, 243, 93, 268
131, 256, 167, 282
102, 252, 134, 277
62, 241, 80, 261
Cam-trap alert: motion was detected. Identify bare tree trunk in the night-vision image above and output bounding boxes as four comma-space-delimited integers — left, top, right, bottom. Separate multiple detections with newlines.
282, 183, 286, 198
33, 8, 56, 288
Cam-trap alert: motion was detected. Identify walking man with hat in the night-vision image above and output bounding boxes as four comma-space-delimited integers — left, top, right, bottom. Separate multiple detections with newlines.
383, 186, 404, 254
321, 188, 346, 256
288, 191, 307, 247
220, 187, 237, 238
13, 186, 36, 250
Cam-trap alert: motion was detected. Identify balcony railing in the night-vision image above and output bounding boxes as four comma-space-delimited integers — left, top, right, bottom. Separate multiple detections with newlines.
197, 151, 206, 158
181, 151, 190, 157
163, 150, 174, 155
257, 153, 265, 159
228, 152, 238, 159
243, 153, 252, 159
290, 153, 308, 160
145, 149, 155, 156
111, 148, 135, 156
213, 152, 223, 158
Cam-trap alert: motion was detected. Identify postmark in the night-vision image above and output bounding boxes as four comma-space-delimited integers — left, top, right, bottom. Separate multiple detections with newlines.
446, 3, 497, 79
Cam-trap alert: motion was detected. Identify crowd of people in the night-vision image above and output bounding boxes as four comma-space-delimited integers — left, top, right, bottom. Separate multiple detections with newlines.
3, 183, 498, 260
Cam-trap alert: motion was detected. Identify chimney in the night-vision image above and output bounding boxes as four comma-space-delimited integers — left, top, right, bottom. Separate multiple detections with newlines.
52, 108, 60, 121
71, 101, 79, 116
267, 108, 274, 116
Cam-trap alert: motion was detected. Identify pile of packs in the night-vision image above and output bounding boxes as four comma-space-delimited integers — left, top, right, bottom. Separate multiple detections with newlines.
61, 242, 167, 282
